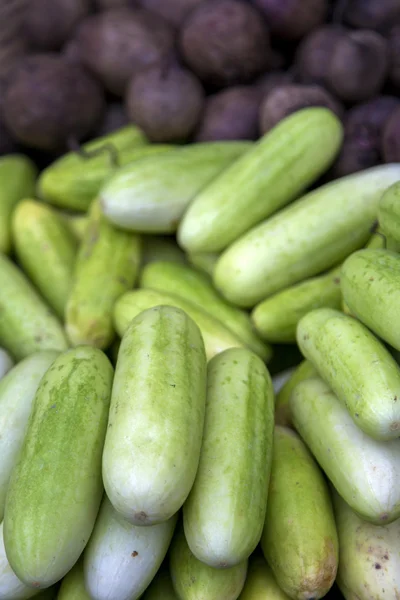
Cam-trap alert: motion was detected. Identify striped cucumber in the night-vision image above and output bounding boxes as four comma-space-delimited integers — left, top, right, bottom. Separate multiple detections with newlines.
103, 306, 207, 525
0, 348, 13, 381
0, 253, 68, 360
58, 560, 90, 600
141, 235, 187, 268
100, 142, 252, 234
238, 556, 291, 600
214, 164, 400, 307
4, 347, 113, 588
84, 496, 177, 600
297, 308, 400, 441
290, 377, 400, 524
274, 360, 317, 428
0, 522, 37, 600
183, 347, 274, 568
142, 570, 178, 600
113, 288, 245, 361
378, 181, 400, 245
186, 252, 219, 277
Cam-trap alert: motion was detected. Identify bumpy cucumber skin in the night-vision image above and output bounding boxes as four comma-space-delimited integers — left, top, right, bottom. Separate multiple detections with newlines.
378, 181, 400, 244
84, 497, 177, 600
0, 348, 13, 381
57, 560, 90, 600
183, 347, 274, 568
103, 306, 207, 525
140, 235, 187, 268
297, 307, 400, 441
290, 377, 400, 524
170, 527, 248, 600
214, 164, 400, 307
178, 108, 343, 253
66, 200, 142, 349
100, 142, 252, 234
0, 522, 37, 600
341, 248, 400, 351
12, 199, 78, 319
274, 360, 317, 428
187, 252, 219, 277
238, 556, 291, 600
113, 289, 245, 361
4, 346, 113, 588
140, 261, 271, 361
142, 570, 178, 600
0, 253, 68, 361
261, 426, 338, 600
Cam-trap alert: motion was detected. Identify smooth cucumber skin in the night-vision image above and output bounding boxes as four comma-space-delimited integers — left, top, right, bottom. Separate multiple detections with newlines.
238, 556, 291, 600
0, 351, 59, 522
113, 289, 245, 361
140, 235, 187, 268
341, 248, 400, 351
57, 560, 90, 600
12, 199, 78, 319
183, 348, 274, 568
100, 142, 252, 234
378, 181, 400, 244
57, 212, 88, 243
178, 108, 343, 253
0, 253, 68, 360
170, 527, 248, 600
274, 360, 317, 428
187, 252, 219, 277
214, 164, 400, 307
66, 199, 142, 349
141, 569, 178, 600
140, 261, 271, 361
4, 347, 113, 588
0, 522, 38, 600
290, 377, 400, 524
0, 348, 13, 381
84, 496, 177, 600
103, 306, 207, 525
297, 308, 400, 441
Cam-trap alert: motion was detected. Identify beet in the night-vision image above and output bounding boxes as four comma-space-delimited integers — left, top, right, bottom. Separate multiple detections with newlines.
381, 107, 400, 162
343, 0, 400, 32
96, 102, 129, 136
388, 25, 400, 89
96, 0, 135, 7
179, 0, 271, 87
0, 77, 17, 155
252, 0, 328, 40
138, 0, 204, 27
0, 0, 27, 78
294, 25, 347, 86
255, 70, 295, 97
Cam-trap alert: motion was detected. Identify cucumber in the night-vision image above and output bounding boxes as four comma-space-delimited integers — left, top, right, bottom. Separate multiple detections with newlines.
66, 199, 142, 349
100, 142, 252, 234
113, 289, 245, 361
214, 164, 400, 307
178, 108, 343, 253
183, 347, 274, 568
103, 305, 207, 525
274, 360, 317, 428
170, 527, 248, 600
4, 346, 113, 588
187, 252, 219, 277
290, 377, 400, 524
272, 368, 296, 396
0, 348, 13, 381
141, 570, 177, 600
297, 307, 400, 441
57, 212, 88, 243
238, 556, 291, 600
140, 261, 272, 361
261, 426, 338, 600
141, 235, 187, 268
378, 181, 400, 245
252, 265, 342, 343
0, 155, 37, 254
12, 199, 78, 319
84, 496, 177, 600
341, 248, 400, 351
365, 227, 387, 250
0, 253, 68, 360
57, 560, 90, 600
0, 522, 38, 600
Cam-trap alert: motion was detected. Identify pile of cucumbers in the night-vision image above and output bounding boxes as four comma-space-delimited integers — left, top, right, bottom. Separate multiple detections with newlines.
0, 106, 399, 600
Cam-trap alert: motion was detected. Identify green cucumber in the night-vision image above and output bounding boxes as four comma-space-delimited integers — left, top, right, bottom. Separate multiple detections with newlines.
142, 570, 178, 600
170, 527, 248, 600
378, 181, 400, 245
0, 348, 13, 381
238, 556, 291, 600
297, 307, 400, 441
274, 360, 317, 428
290, 377, 400, 524
84, 496, 177, 600
365, 227, 387, 250
4, 346, 113, 588
141, 235, 187, 268
103, 306, 207, 525
0, 522, 37, 600
113, 289, 245, 361
66, 199, 142, 349
140, 261, 272, 361
261, 426, 338, 600
13, 199, 78, 319
183, 347, 274, 568
57, 212, 88, 243
214, 163, 400, 307
187, 252, 219, 277
100, 142, 252, 234
57, 560, 90, 600
0, 253, 68, 360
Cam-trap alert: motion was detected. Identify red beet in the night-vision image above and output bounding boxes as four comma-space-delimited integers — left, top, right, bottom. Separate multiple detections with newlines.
343, 0, 400, 31
294, 25, 347, 86
252, 0, 328, 40
138, 0, 204, 27
381, 107, 400, 162
388, 25, 400, 88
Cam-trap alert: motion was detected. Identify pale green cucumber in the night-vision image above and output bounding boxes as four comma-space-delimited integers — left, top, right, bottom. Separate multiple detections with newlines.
142, 570, 178, 600
84, 496, 177, 600
141, 235, 187, 268
0, 522, 38, 600
272, 368, 296, 396
378, 181, 400, 245
187, 252, 219, 277
274, 360, 317, 428
214, 164, 400, 307
365, 227, 387, 250
100, 142, 252, 234
0, 155, 37, 255
170, 527, 248, 600
252, 265, 342, 343
12, 199, 78, 319
113, 289, 245, 361
57, 212, 89, 243
183, 347, 274, 568
0, 348, 13, 381
261, 426, 338, 600
4, 346, 113, 588
57, 560, 90, 600
103, 306, 207, 525
140, 261, 272, 361
341, 248, 400, 351
297, 307, 400, 441
333, 489, 400, 600
0, 254, 68, 360
66, 199, 141, 349
290, 377, 400, 524
238, 556, 291, 600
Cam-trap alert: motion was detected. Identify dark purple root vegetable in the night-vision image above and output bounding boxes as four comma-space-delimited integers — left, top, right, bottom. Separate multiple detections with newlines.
96, 0, 136, 8
381, 107, 400, 162
96, 103, 130, 137
388, 25, 400, 88
252, 0, 328, 40
0, 0, 27, 77
179, 0, 271, 87
343, 0, 400, 32
255, 70, 295, 97
62, 38, 83, 65
294, 25, 347, 86
137, 0, 204, 27
0, 77, 17, 155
